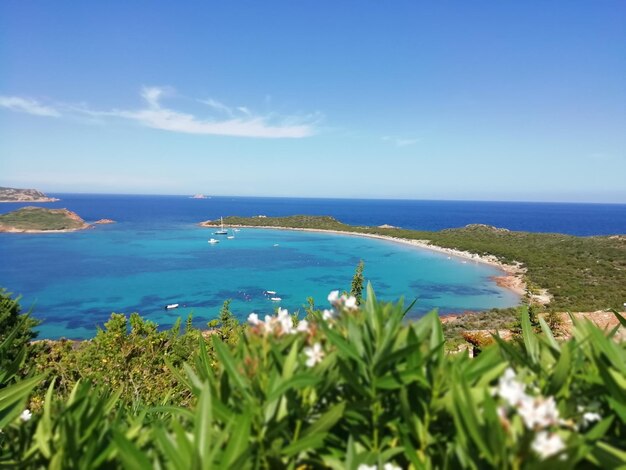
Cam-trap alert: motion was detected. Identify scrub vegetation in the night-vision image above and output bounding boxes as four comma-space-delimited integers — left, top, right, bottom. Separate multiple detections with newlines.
2, 286, 626, 468
0, 207, 88, 231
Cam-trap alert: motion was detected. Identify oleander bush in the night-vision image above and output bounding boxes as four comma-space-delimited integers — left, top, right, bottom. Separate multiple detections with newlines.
1, 285, 626, 468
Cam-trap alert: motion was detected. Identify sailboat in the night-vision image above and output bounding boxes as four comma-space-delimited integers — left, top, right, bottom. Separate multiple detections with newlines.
214, 216, 228, 235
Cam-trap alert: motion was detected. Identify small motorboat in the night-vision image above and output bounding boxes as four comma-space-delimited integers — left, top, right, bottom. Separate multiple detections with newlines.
270, 297, 282, 302
165, 303, 179, 310
208, 238, 220, 244
265, 290, 277, 295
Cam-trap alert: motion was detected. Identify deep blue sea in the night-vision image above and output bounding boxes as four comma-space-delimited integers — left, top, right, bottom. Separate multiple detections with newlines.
1, 194, 625, 339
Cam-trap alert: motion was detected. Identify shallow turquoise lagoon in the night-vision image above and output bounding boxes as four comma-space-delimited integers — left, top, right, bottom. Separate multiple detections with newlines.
0, 225, 519, 339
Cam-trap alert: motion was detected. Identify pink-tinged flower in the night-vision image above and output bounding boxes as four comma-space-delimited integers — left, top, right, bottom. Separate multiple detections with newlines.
247, 313, 260, 325
19, 409, 32, 422
263, 315, 274, 334
343, 295, 358, 310
296, 319, 310, 333
531, 431, 565, 459
304, 343, 325, 367
328, 290, 340, 304
322, 309, 335, 321
518, 396, 560, 430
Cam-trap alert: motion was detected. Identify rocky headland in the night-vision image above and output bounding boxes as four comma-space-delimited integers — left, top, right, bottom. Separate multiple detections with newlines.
0, 186, 60, 203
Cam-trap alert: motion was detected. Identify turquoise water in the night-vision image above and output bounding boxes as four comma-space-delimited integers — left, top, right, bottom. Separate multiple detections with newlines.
1, 221, 519, 339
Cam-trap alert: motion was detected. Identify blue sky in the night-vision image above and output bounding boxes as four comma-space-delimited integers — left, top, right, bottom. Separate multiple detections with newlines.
1, 2, 625, 202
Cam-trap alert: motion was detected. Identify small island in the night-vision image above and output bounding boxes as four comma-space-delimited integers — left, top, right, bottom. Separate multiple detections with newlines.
0, 207, 91, 233
0, 186, 60, 203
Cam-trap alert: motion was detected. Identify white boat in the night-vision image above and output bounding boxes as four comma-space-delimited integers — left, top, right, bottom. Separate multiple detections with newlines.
214, 216, 228, 235
165, 303, 179, 310
208, 238, 220, 244
265, 290, 277, 295
234, 229, 241, 232
227, 230, 235, 239
270, 297, 282, 301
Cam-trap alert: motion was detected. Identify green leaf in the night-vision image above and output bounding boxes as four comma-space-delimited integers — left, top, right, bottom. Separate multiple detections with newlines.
212, 336, 249, 391
112, 430, 152, 469
281, 432, 327, 457
301, 402, 345, 438
521, 307, 540, 365
195, 384, 214, 464
267, 373, 320, 402
0, 374, 43, 428
34, 378, 56, 459
221, 411, 251, 467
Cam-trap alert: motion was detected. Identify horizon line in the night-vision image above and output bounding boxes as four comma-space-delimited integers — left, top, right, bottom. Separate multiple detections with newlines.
27, 190, 626, 206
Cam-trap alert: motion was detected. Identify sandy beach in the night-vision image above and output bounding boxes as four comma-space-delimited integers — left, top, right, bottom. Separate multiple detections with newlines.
199, 222, 530, 299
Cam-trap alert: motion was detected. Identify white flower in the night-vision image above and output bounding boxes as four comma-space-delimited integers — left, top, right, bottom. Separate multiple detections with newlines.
322, 309, 335, 321
497, 368, 527, 407
19, 409, 32, 422
328, 290, 340, 304
531, 431, 565, 459
296, 319, 310, 333
263, 315, 274, 334
343, 295, 358, 310
277, 308, 294, 335
582, 411, 601, 426
357, 465, 377, 470
518, 396, 560, 430
383, 464, 402, 470
247, 313, 260, 325
304, 343, 325, 367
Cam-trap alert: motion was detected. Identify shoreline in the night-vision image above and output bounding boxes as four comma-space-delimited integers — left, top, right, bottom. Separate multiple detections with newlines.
0, 198, 60, 203
199, 222, 529, 299
0, 225, 91, 234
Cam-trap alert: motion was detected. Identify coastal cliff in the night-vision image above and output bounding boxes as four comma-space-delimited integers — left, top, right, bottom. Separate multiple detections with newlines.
0, 186, 59, 203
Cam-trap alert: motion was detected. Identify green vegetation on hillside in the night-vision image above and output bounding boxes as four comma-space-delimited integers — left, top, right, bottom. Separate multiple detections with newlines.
0, 207, 89, 231
2, 287, 626, 468
204, 215, 626, 312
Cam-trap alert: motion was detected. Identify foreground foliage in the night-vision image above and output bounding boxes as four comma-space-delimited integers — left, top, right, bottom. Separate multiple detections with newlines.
1, 286, 626, 468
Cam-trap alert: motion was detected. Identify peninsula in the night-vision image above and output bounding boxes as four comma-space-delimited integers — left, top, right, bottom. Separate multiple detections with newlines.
0, 186, 59, 203
0, 207, 92, 233
200, 215, 626, 313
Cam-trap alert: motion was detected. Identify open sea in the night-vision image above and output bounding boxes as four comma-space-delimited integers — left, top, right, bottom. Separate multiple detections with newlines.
1, 194, 625, 339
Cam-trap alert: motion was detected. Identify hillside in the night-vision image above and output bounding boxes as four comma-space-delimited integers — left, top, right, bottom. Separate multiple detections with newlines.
0, 207, 90, 232
201, 215, 626, 312
0, 186, 59, 203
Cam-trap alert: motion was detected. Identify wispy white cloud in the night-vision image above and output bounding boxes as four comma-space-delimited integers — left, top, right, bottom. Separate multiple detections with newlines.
1, 86, 318, 139
198, 97, 234, 116
382, 135, 420, 147
0, 96, 61, 117
114, 87, 316, 138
